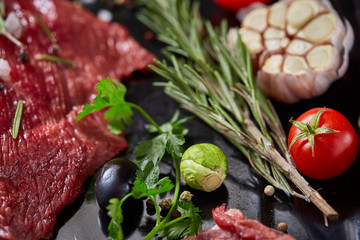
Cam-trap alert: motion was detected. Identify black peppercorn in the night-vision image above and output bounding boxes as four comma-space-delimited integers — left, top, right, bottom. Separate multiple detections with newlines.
18, 51, 29, 63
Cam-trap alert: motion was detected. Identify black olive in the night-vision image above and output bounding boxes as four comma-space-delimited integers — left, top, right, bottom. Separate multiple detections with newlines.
146, 207, 156, 216
95, 157, 137, 211
98, 209, 111, 236
160, 208, 169, 217
95, 158, 144, 237
146, 198, 155, 209
145, 199, 156, 216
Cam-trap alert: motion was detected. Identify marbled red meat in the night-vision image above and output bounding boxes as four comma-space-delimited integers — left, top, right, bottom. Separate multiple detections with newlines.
184, 204, 295, 240
0, 0, 155, 239
184, 227, 241, 240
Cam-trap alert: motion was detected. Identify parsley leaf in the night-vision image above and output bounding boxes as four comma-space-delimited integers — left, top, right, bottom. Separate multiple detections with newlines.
177, 201, 202, 237
76, 78, 133, 135
134, 111, 191, 189
146, 110, 193, 136
107, 198, 124, 240
132, 177, 174, 199
157, 201, 202, 239
166, 133, 185, 160
134, 134, 167, 171
77, 78, 201, 240
135, 161, 160, 189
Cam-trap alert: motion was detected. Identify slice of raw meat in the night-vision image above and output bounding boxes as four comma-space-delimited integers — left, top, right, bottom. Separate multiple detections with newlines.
184, 204, 295, 240
0, 0, 155, 239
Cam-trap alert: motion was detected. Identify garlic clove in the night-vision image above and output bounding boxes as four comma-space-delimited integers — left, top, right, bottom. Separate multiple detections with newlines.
280, 37, 290, 48
287, 0, 320, 28
297, 13, 336, 43
265, 39, 282, 52
262, 54, 283, 74
242, 8, 268, 33
239, 28, 264, 54
269, 2, 287, 29
264, 28, 286, 39
306, 44, 335, 71
283, 55, 309, 75
286, 39, 313, 55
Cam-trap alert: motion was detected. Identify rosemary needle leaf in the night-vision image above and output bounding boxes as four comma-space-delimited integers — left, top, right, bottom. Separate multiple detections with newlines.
35, 15, 56, 43
34, 54, 76, 66
0, 0, 5, 19
12, 100, 23, 139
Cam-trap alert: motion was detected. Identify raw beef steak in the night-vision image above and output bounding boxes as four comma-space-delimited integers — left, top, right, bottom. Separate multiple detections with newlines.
0, 0, 155, 239
184, 204, 295, 240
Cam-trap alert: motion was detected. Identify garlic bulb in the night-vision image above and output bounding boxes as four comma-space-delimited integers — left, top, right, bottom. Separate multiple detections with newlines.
228, 0, 354, 103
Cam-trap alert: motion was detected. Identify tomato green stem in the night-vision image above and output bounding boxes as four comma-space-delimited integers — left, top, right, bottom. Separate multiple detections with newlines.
306, 123, 315, 135
289, 108, 340, 157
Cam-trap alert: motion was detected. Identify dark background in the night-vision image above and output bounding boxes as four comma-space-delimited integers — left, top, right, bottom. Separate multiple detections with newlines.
52, 0, 360, 239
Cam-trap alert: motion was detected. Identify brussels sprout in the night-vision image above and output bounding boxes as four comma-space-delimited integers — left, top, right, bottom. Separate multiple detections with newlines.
180, 143, 228, 192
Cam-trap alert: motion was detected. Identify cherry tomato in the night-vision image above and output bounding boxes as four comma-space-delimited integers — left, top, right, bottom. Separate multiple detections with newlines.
213, 0, 271, 12
288, 108, 358, 179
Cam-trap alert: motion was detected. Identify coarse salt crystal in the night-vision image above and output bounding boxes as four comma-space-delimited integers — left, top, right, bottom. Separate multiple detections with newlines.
0, 59, 11, 82
5, 12, 24, 39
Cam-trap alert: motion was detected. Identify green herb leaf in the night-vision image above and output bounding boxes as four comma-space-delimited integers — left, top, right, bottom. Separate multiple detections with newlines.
136, 161, 161, 188
177, 201, 202, 233
134, 110, 191, 189
0, 0, 5, 19
107, 198, 121, 218
107, 198, 124, 240
131, 178, 148, 199
34, 54, 76, 66
166, 133, 185, 160
12, 100, 23, 139
131, 177, 174, 199
35, 15, 56, 43
134, 134, 167, 170
157, 201, 202, 239
76, 78, 133, 135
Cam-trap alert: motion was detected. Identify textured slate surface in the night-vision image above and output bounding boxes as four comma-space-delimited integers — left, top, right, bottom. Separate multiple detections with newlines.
52, 0, 360, 239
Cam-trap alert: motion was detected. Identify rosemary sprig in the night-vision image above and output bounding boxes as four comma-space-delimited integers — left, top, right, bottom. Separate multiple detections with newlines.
12, 100, 23, 139
137, 0, 338, 221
